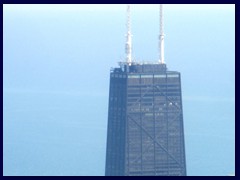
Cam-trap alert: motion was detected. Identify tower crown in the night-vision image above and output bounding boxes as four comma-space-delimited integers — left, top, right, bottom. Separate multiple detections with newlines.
159, 4, 165, 64
124, 5, 165, 65
125, 4, 132, 65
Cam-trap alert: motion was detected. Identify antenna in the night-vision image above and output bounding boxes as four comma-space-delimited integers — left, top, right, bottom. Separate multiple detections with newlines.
126, 4, 132, 65
159, 4, 165, 64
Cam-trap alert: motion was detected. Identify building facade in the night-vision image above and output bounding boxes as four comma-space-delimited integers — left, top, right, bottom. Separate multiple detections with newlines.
105, 63, 186, 176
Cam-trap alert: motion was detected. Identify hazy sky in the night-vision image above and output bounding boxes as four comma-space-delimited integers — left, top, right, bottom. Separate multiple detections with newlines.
3, 4, 235, 176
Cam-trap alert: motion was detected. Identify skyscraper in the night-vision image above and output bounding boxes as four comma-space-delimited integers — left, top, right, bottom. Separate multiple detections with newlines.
105, 5, 186, 176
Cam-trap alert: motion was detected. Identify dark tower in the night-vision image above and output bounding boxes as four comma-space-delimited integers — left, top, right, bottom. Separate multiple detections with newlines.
105, 5, 186, 176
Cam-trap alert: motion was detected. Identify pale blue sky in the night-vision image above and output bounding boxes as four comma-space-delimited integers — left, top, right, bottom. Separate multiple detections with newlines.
3, 4, 235, 176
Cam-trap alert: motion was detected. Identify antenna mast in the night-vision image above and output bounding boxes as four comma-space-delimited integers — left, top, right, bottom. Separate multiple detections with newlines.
159, 4, 165, 64
126, 4, 132, 65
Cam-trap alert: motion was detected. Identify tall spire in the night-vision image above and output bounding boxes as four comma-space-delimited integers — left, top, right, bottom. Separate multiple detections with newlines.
159, 4, 165, 64
126, 4, 132, 65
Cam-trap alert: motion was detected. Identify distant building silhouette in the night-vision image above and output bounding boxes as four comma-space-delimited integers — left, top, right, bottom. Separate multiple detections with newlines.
105, 5, 186, 176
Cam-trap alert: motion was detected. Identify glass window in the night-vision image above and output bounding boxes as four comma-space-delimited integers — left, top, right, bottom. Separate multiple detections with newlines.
154, 74, 166, 78
128, 75, 140, 78
141, 75, 153, 78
